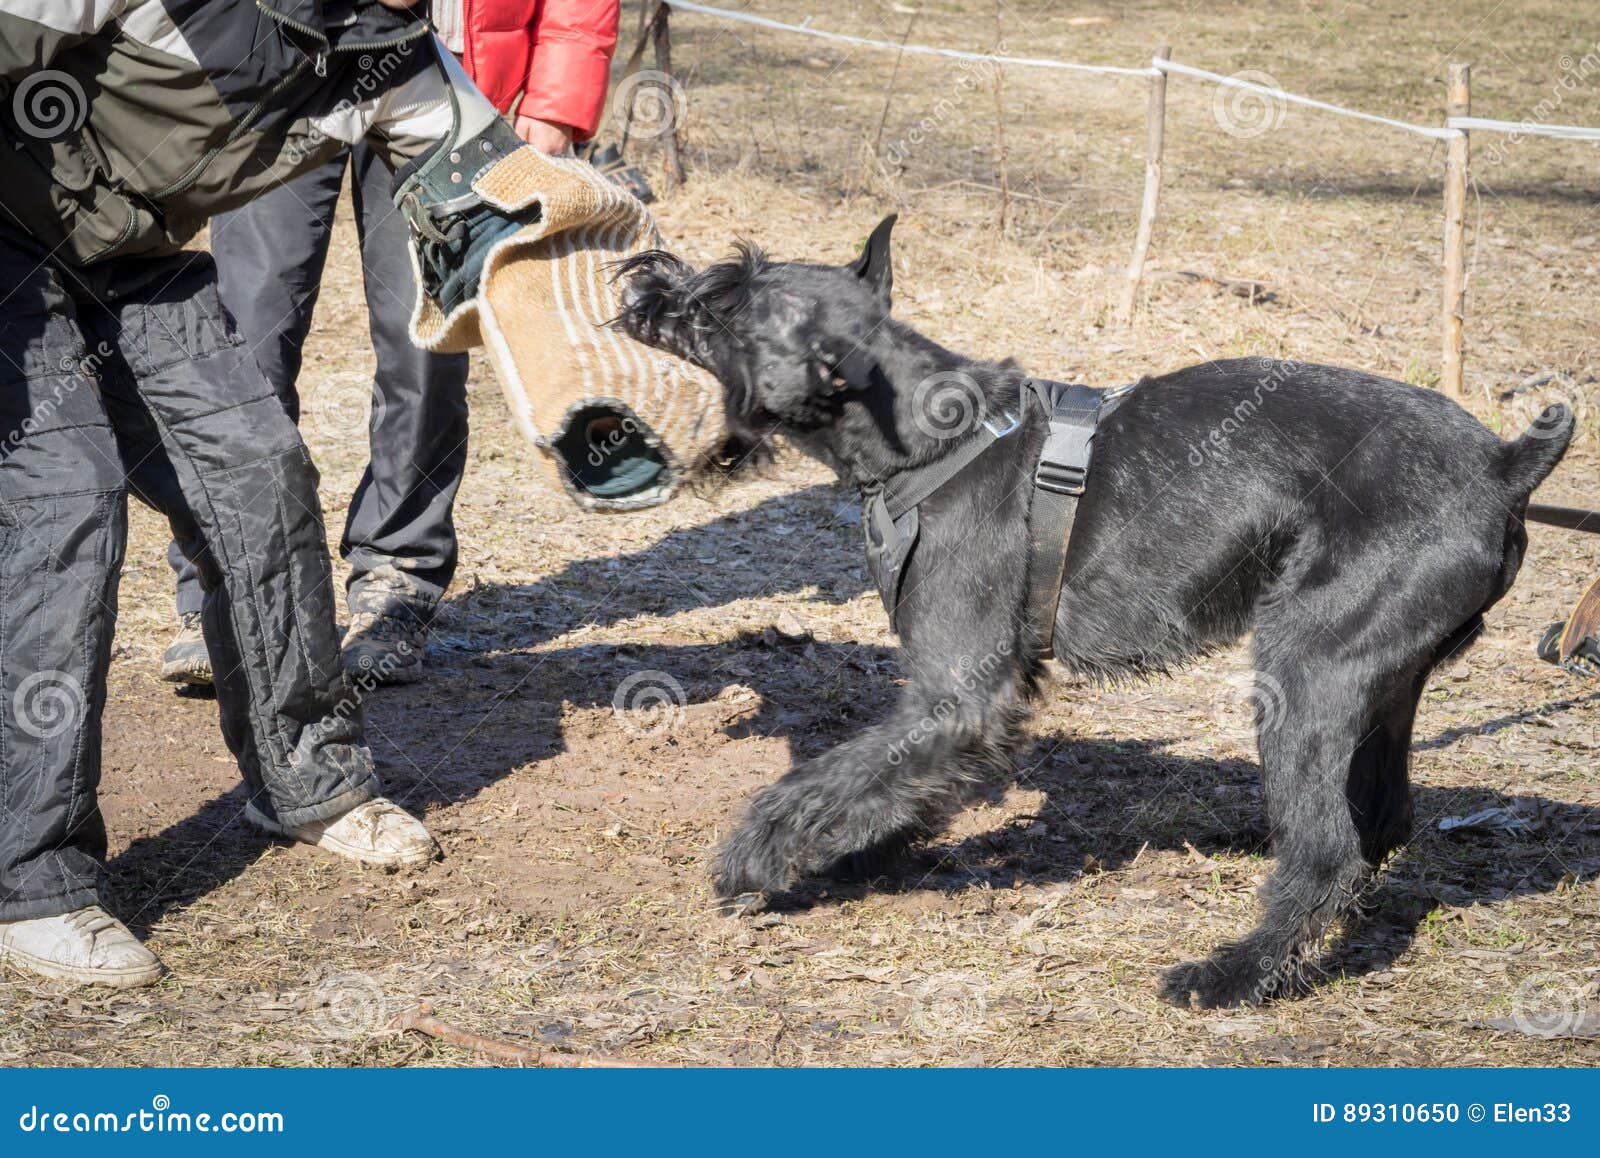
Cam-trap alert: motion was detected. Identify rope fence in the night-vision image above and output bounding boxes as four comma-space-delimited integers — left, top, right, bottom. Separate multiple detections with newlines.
665, 0, 1162, 78
1448, 116, 1600, 140
1152, 58, 1462, 140
622, 2, 1600, 398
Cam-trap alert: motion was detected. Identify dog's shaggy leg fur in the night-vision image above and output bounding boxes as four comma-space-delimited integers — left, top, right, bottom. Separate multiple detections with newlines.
1160, 667, 1397, 1008
1159, 600, 1446, 1007
716, 655, 1034, 897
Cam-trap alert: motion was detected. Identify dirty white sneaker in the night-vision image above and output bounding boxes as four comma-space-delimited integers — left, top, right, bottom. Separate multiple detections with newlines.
244, 796, 438, 867
0, 906, 164, 988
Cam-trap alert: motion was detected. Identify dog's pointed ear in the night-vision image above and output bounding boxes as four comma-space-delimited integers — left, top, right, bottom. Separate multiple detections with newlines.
848, 214, 896, 308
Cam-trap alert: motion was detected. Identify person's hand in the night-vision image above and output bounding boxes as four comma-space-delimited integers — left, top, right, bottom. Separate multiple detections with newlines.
514, 115, 576, 155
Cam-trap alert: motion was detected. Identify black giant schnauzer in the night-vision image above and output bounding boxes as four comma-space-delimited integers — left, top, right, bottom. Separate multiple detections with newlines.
614, 216, 1573, 1007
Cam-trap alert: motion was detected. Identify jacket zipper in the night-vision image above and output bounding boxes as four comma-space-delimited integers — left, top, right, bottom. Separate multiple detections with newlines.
148, 4, 432, 200
255, 1, 432, 54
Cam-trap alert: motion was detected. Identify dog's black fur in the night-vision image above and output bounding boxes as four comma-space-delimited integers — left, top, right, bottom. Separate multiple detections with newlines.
613, 216, 1574, 1007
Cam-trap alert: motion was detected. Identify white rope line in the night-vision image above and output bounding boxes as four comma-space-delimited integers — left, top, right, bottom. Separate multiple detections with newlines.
1448, 115, 1600, 140
1153, 57, 1462, 140
667, 5, 1600, 145
665, 1, 1161, 79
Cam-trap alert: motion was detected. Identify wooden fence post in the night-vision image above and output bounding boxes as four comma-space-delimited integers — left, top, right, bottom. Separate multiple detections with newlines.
616, 4, 686, 188
617, 3, 658, 157
1118, 45, 1170, 325
653, 4, 686, 187
1441, 62, 1471, 397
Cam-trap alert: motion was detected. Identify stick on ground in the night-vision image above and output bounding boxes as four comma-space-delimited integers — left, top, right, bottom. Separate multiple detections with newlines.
393, 1004, 670, 1069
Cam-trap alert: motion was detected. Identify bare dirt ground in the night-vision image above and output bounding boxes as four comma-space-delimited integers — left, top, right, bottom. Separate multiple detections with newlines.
6, 1, 1600, 1066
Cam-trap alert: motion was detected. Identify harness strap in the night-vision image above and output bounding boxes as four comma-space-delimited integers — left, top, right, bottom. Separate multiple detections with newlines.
862, 410, 1020, 633
877, 411, 1020, 520
860, 378, 1133, 643
1024, 380, 1107, 659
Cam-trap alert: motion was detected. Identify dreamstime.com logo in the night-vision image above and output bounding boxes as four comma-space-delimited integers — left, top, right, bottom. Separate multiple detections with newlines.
613, 69, 688, 139
311, 970, 389, 1039
301, 371, 384, 441
17, 1095, 284, 1135
12, 670, 86, 741
911, 371, 989, 440
906, 970, 993, 1040
1208, 670, 1288, 747
286, 41, 418, 165
1213, 70, 1288, 138
11, 70, 87, 140
1508, 375, 1588, 441
881, 46, 1008, 168
886, 642, 1013, 766
612, 669, 687, 738
1510, 970, 1591, 1039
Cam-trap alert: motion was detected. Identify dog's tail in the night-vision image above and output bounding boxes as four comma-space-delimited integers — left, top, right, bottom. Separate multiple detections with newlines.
1499, 403, 1575, 497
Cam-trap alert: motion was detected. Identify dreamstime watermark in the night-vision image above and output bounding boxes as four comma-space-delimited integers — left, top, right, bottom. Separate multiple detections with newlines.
881, 45, 1008, 168
1510, 970, 1590, 1039
612, 669, 687, 738
17, 1096, 284, 1135
1507, 373, 1588, 441
1213, 70, 1288, 138
11, 70, 87, 141
911, 370, 988, 440
886, 641, 1013, 766
12, 671, 86, 741
310, 970, 389, 1039
612, 69, 688, 140
301, 370, 385, 441
286, 43, 419, 165
1186, 357, 1302, 467
0, 341, 114, 459
327, 639, 413, 730
1480, 42, 1600, 169
1208, 669, 1288, 747
580, 410, 646, 470
906, 969, 992, 1039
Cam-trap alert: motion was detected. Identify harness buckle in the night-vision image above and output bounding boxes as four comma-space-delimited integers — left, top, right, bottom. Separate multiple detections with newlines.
1029, 380, 1103, 497
982, 410, 1021, 438
1035, 460, 1088, 496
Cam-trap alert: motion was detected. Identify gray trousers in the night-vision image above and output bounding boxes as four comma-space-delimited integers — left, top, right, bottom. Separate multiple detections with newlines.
0, 228, 377, 921
171, 144, 470, 618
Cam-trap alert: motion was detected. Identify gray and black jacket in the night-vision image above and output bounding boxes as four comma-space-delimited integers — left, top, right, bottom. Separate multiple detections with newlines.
0, 0, 462, 267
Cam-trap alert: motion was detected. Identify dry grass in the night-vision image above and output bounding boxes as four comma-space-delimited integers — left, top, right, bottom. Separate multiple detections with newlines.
5, 1, 1599, 1066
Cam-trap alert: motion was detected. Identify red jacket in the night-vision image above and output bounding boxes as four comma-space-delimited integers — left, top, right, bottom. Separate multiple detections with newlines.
456, 0, 620, 141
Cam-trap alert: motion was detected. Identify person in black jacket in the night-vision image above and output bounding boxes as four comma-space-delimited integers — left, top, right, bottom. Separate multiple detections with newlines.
0, 0, 513, 987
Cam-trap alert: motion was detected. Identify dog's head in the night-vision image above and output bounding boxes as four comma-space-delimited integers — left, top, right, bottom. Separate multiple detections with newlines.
613, 215, 898, 444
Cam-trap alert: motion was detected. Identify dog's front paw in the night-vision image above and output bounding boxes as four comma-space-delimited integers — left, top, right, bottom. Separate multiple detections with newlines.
1159, 948, 1290, 1009
712, 811, 800, 901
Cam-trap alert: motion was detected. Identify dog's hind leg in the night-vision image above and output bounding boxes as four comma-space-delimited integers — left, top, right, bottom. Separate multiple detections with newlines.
1160, 649, 1425, 1009
1345, 679, 1422, 868
714, 657, 1033, 900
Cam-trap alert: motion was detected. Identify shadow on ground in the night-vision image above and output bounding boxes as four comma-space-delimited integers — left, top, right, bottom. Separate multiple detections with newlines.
107, 482, 1600, 986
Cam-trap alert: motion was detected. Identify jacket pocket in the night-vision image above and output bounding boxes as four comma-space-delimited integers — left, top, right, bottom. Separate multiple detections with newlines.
0, 124, 143, 266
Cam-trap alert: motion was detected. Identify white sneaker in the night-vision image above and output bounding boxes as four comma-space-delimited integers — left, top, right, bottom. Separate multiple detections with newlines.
0, 906, 164, 988
245, 796, 438, 867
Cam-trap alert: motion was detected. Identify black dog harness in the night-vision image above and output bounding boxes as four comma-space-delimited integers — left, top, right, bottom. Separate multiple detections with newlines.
861, 378, 1133, 658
